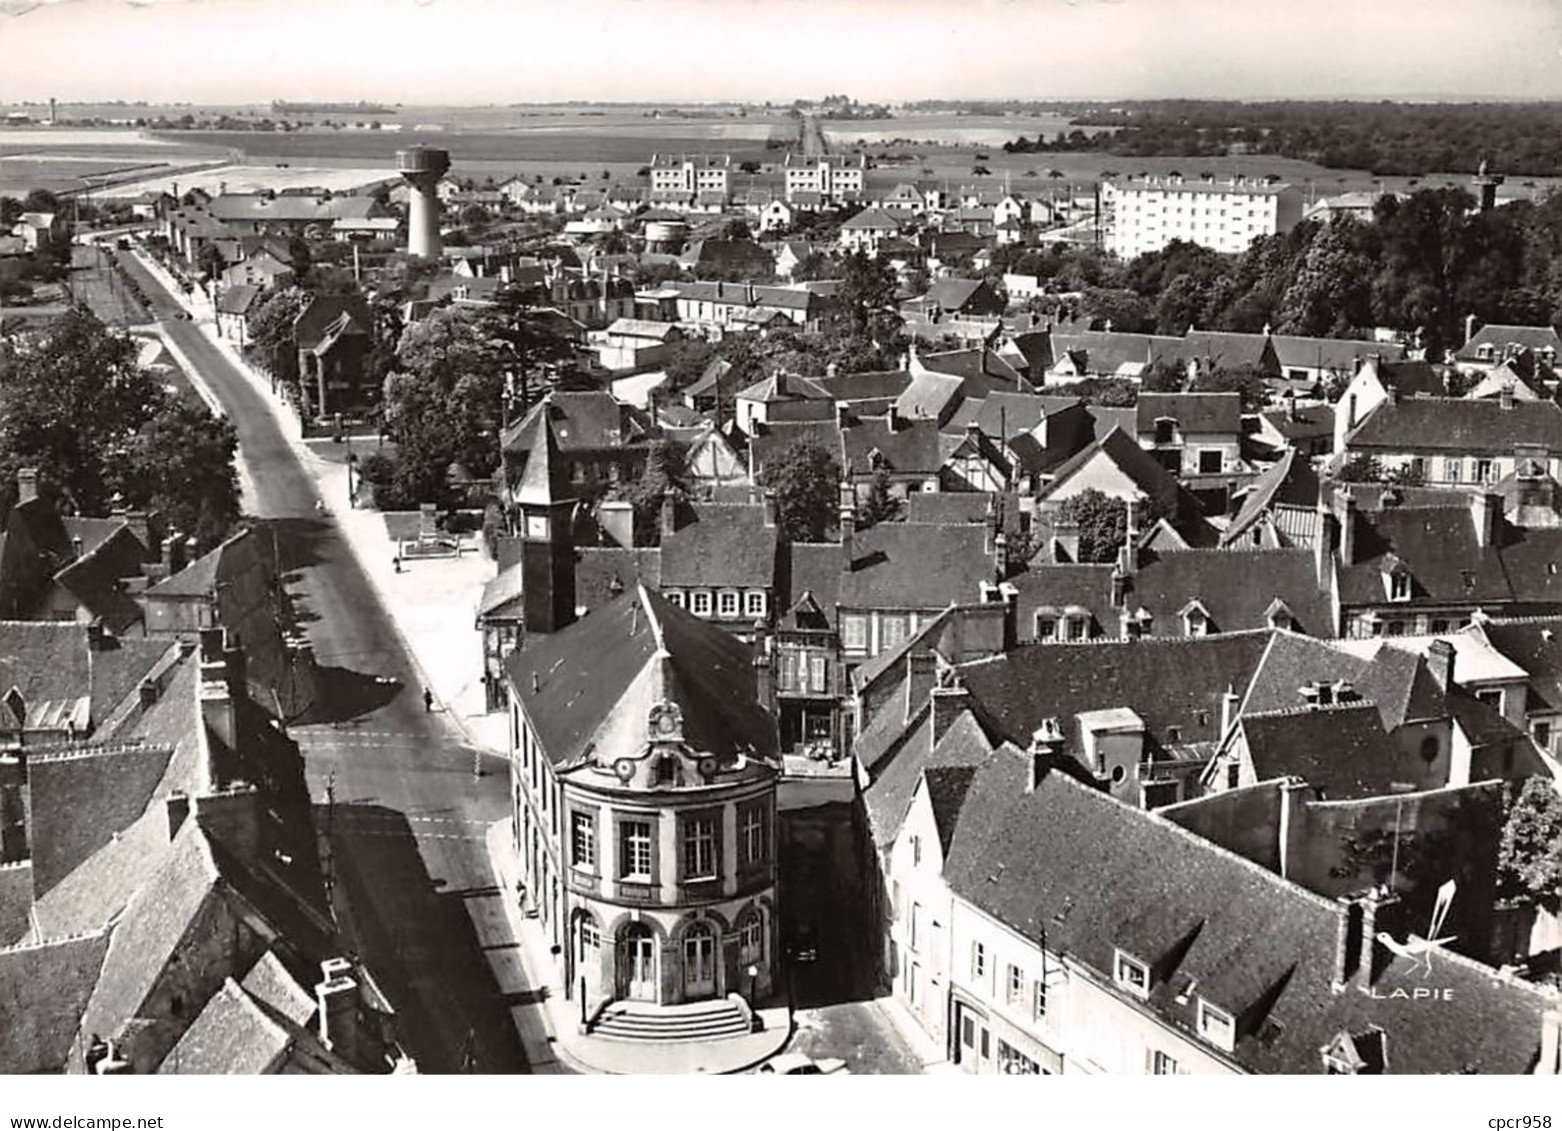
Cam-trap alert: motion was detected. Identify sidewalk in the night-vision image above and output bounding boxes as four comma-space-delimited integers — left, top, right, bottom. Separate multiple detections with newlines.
486, 818, 793, 1075
875, 991, 959, 1074
132, 247, 509, 758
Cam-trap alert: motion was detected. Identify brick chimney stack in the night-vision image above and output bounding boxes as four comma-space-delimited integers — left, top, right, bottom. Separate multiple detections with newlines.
1027, 717, 1065, 791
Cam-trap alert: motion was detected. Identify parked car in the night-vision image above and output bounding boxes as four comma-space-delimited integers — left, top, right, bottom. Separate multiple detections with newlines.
757, 1054, 849, 1075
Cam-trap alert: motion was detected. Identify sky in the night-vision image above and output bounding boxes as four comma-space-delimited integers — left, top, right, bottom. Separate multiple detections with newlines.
2, 0, 1562, 104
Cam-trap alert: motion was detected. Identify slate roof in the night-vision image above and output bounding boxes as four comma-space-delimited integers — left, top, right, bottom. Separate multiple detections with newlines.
662, 503, 778, 589
1479, 617, 1562, 711
293, 294, 371, 351
1346, 396, 1562, 454
0, 932, 111, 1073
1048, 330, 1187, 377
916, 347, 1028, 390
903, 491, 1026, 540
669, 281, 818, 313
959, 631, 1273, 760
1261, 403, 1335, 442
574, 547, 661, 612
840, 523, 995, 610
1237, 633, 1452, 735
893, 372, 965, 425
1239, 703, 1429, 799
840, 208, 900, 232
502, 391, 653, 456
1128, 549, 1333, 638
1221, 450, 1321, 547
1182, 329, 1276, 373
1336, 504, 1510, 607
1271, 335, 1401, 373
1008, 564, 1117, 640
925, 278, 1001, 315
940, 757, 1557, 1074
52, 525, 150, 633
811, 369, 914, 407
216, 284, 263, 317
1034, 426, 1187, 515
841, 416, 946, 476
777, 543, 844, 631
1136, 392, 1243, 436
863, 710, 993, 848
1454, 323, 1562, 363
160, 976, 292, 1074
506, 585, 778, 767
746, 419, 844, 480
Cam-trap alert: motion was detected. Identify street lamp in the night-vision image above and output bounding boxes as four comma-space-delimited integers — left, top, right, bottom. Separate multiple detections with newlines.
745, 963, 760, 1031
345, 445, 357, 509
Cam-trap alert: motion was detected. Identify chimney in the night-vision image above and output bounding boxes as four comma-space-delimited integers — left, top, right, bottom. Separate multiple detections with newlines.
15, 467, 37, 504
1220, 684, 1240, 737
1336, 490, 1357, 566
1541, 1011, 1562, 1077
1331, 895, 1364, 993
1315, 499, 1337, 589
751, 636, 774, 713
598, 500, 634, 549
660, 493, 677, 539
222, 640, 248, 701
839, 481, 856, 562
315, 959, 363, 1067
1052, 519, 1080, 563
1355, 886, 1401, 992
1465, 313, 1478, 347
165, 791, 189, 841
138, 677, 159, 708
161, 535, 186, 575
993, 533, 1008, 582
1123, 497, 1141, 574
1472, 492, 1499, 548
929, 673, 973, 745
762, 488, 778, 529
1426, 638, 1456, 691
825, 361, 839, 379
887, 403, 902, 431
1027, 717, 1065, 791
70, 536, 83, 561
123, 510, 152, 550
86, 617, 108, 652
1111, 558, 1131, 608
834, 400, 851, 428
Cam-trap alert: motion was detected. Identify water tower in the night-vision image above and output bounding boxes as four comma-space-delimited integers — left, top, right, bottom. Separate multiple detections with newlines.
396, 146, 451, 259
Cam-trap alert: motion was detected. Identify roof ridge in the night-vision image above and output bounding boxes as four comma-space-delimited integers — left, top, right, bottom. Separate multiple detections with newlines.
639, 583, 667, 654
27, 740, 166, 763
1241, 701, 1380, 721
0, 927, 108, 955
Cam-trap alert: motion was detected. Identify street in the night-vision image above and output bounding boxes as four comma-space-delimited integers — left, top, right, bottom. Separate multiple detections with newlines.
112, 249, 563, 1074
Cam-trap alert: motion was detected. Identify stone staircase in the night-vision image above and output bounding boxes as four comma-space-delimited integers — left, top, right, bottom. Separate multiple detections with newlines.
590, 996, 753, 1043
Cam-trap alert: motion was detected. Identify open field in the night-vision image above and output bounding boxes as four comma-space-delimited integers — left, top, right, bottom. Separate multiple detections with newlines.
823, 112, 1086, 146
91, 161, 399, 200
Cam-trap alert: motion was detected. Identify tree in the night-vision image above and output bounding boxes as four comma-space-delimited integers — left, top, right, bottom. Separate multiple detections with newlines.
1189, 365, 1267, 411
246, 286, 310, 394
286, 236, 313, 285
486, 288, 581, 414
0, 308, 164, 515
859, 469, 901, 528
838, 250, 897, 339
611, 440, 692, 545
759, 440, 841, 542
720, 218, 753, 241
196, 243, 227, 282
1338, 453, 1386, 483
120, 400, 241, 544
1057, 489, 1128, 563
1499, 777, 1562, 913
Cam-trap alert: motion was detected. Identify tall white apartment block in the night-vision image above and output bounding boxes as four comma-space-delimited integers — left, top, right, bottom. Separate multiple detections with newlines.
649, 154, 732, 197
1104, 174, 1304, 259
783, 154, 866, 204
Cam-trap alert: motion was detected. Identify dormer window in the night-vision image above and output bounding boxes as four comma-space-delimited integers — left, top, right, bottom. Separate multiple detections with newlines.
1478, 344, 1494, 361
1266, 599, 1294, 632
1114, 950, 1150, 998
1181, 599, 1211, 637
1388, 568, 1411, 602
1197, 1000, 1236, 1052
1154, 417, 1176, 445
1035, 613, 1059, 642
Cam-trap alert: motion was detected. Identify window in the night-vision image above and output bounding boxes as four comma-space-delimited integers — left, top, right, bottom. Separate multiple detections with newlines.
841, 614, 868, 652
998, 1041, 1040, 1075
1476, 459, 1494, 483
971, 941, 988, 985
1198, 449, 1223, 474
1006, 964, 1024, 1006
1444, 458, 1462, 483
1149, 1050, 1180, 1075
690, 591, 712, 617
746, 590, 766, 617
741, 805, 767, 864
570, 811, 596, 870
881, 615, 909, 650
1114, 950, 1150, 998
1534, 721, 1552, 750
1033, 978, 1048, 1021
684, 815, 718, 880
1197, 1000, 1236, 1050
911, 834, 922, 867
910, 902, 922, 952
1154, 418, 1175, 444
718, 591, 739, 618
892, 879, 902, 921
620, 819, 653, 880
1476, 689, 1502, 711
1389, 571, 1411, 602
579, 920, 601, 959
1035, 615, 1058, 642
1067, 616, 1089, 641
740, 917, 763, 964
665, 590, 686, 609
808, 654, 827, 694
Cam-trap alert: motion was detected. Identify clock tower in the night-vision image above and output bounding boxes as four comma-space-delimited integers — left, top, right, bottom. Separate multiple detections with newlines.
514, 414, 577, 636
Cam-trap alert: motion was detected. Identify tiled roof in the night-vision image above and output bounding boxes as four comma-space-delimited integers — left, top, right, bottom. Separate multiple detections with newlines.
1479, 617, 1562, 711
893, 372, 965, 425
293, 294, 371, 351
904, 491, 1026, 540
477, 564, 525, 619
925, 278, 998, 314
1346, 396, 1562, 454
575, 547, 661, 611
1009, 564, 1117, 639
669, 280, 817, 312
0, 932, 110, 1073
209, 194, 380, 224
216, 284, 263, 316
811, 368, 914, 406
52, 525, 149, 634
959, 631, 1273, 760
1049, 330, 1185, 376
1261, 403, 1335, 442
1222, 450, 1320, 547
916, 347, 1027, 389
778, 543, 844, 630
502, 391, 652, 456
240, 949, 316, 1028
160, 976, 293, 1074
1336, 504, 1510, 607
746, 420, 843, 480
941, 758, 1556, 1074
840, 208, 900, 232
661, 503, 778, 589
506, 585, 778, 767
1182, 329, 1276, 373
840, 523, 995, 610
1034, 426, 1186, 515
1270, 335, 1398, 372
1136, 391, 1243, 436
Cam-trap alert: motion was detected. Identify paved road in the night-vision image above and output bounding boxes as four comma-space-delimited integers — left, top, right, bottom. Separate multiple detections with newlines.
115, 250, 562, 1074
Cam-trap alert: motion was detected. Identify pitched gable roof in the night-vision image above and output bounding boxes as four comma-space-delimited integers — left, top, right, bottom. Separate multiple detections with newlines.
1136, 391, 1243, 435
1239, 703, 1429, 799
0, 932, 110, 1073
1346, 396, 1562, 454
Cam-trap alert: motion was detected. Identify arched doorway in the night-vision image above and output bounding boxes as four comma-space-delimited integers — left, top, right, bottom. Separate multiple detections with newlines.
683, 921, 718, 1000
623, 923, 657, 1001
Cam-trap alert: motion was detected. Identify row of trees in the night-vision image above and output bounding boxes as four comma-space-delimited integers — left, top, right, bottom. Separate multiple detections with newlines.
0, 309, 241, 543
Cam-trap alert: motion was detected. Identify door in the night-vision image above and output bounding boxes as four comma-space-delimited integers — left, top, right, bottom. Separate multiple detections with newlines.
684, 926, 717, 999
625, 925, 657, 1001
954, 1004, 989, 1074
